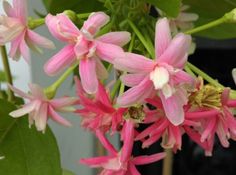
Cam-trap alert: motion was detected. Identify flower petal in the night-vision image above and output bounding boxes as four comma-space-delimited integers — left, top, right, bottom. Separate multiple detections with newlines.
27, 30, 55, 49
132, 152, 166, 165
158, 33, 191, 69
8, 84, 31, 99
97, 32, 131, 46
82, 12, 109, 36
96, 41, 125, 63
117, 78, 153, 107
120, 73, 146, 87
3, 0, 14, 17
19, 34, 30, 63
232, 68, 236, 85
13, 0, 27, 24
95, 58, 108, 80
48, 106, 72, 127
9, 101, 38, 118
160, 92, 185, 126
155, 18, 171, 58
44, 45, 76, 76
45, 14, 80, 42
114, 53, 154, 73
79, 58, 98, 94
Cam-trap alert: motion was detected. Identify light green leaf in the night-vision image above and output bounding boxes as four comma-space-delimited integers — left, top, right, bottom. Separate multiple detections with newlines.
145, 0, 181, 17
63, 169, 75, 175
0, 99, 62, 175
183, 0, 236, 39
42, 0, 105, 14
0, 71, 6, 82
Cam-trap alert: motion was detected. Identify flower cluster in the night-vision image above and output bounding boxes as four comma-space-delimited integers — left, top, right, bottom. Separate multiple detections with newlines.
2, 0, 236, 174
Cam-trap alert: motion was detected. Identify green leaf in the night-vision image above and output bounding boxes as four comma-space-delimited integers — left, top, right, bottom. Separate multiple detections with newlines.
0, 99, 62, 175
183, 0, 236, 39
62, 169, 75, 175
0, 71, 6, 82
42, 0, 105, 14
145, 0, 181, 17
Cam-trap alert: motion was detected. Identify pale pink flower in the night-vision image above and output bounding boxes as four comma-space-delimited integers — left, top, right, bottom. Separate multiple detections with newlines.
114, 18, 194, 125
80, 120, 166, 175
44, 12, 130, 94
75, 77, 126, 133
0, 0, 55, 62
232, 68, 236, 85
9, 84, 77, 133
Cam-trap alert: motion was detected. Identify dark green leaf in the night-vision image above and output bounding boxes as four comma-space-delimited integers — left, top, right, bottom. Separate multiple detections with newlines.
183, 0, 236, 39
0, 99, 62, 175
42, 0, 105, 14
145, 0, 181, 17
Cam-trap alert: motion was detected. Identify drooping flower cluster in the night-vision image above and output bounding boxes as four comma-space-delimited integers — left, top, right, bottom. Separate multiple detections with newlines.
3, 0, 236, 174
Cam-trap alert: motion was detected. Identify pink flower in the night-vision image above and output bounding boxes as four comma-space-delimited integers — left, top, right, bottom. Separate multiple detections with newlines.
9, 84, 77, 133
80, 120, 166, 175
75, 77, 126, 133
44, 12, 130, 94
0, 0, 55, 62
114, 18, 194, 125
135, 97, 200, 152
184, 88, 236, 156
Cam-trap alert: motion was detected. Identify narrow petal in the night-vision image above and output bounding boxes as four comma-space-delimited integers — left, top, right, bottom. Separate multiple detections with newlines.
48, 106, 72, 127
3, 0, 14, 17
19, 35, 30, 63
50, 97, 77, 109
9, 101, 38, 118
95, 58, 108, 80
120, 73, 146, 87
79, 58, 98, 94
27, 30, 55, 49
80, 156, 111, 168
13, 0, 27, 24
82, 12, 109, 36
114, 53, 154, 73
8, 84, 31, 99
160, 92, 185, 126
44, 45, 76, 76
96, 41, 125, 63
34, 103, 48, 132
117, 78, 153, 107
121, 120, 135, 162
155, 18, 171, 58
132, 152, 166, 165
173, 70, 195, 87
96, 130, 117, 155
97, 32, 131, 46
158, 33, 191, 69
178, 13, 199, 22
9, 33, 23, 60
129, 163, 141, 175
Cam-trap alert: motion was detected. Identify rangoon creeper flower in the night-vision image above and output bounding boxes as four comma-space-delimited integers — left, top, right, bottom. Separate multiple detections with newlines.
44, 12, 130, 94
75, 77, 126, 133
135, 97, 202, 151
80, 120, 166, 175
114, 18, 194, 125
0, 0, 55, 62
9, 84, 77, 133
185, 81, 236, 156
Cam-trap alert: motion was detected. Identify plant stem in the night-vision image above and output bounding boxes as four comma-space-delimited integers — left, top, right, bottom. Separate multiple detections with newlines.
187, 62, 224, 88
185, 17, 226, 35
162, 149, 173, 175
0, 46, 14, 101
77, 13, 91, 19
44, 61, 79, 99
127, 19, 155, 58
110, 79, 121, 101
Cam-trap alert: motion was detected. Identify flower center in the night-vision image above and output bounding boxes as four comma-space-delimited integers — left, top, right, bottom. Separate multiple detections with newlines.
189, 84, 223, 109
124, 106, 145, 123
